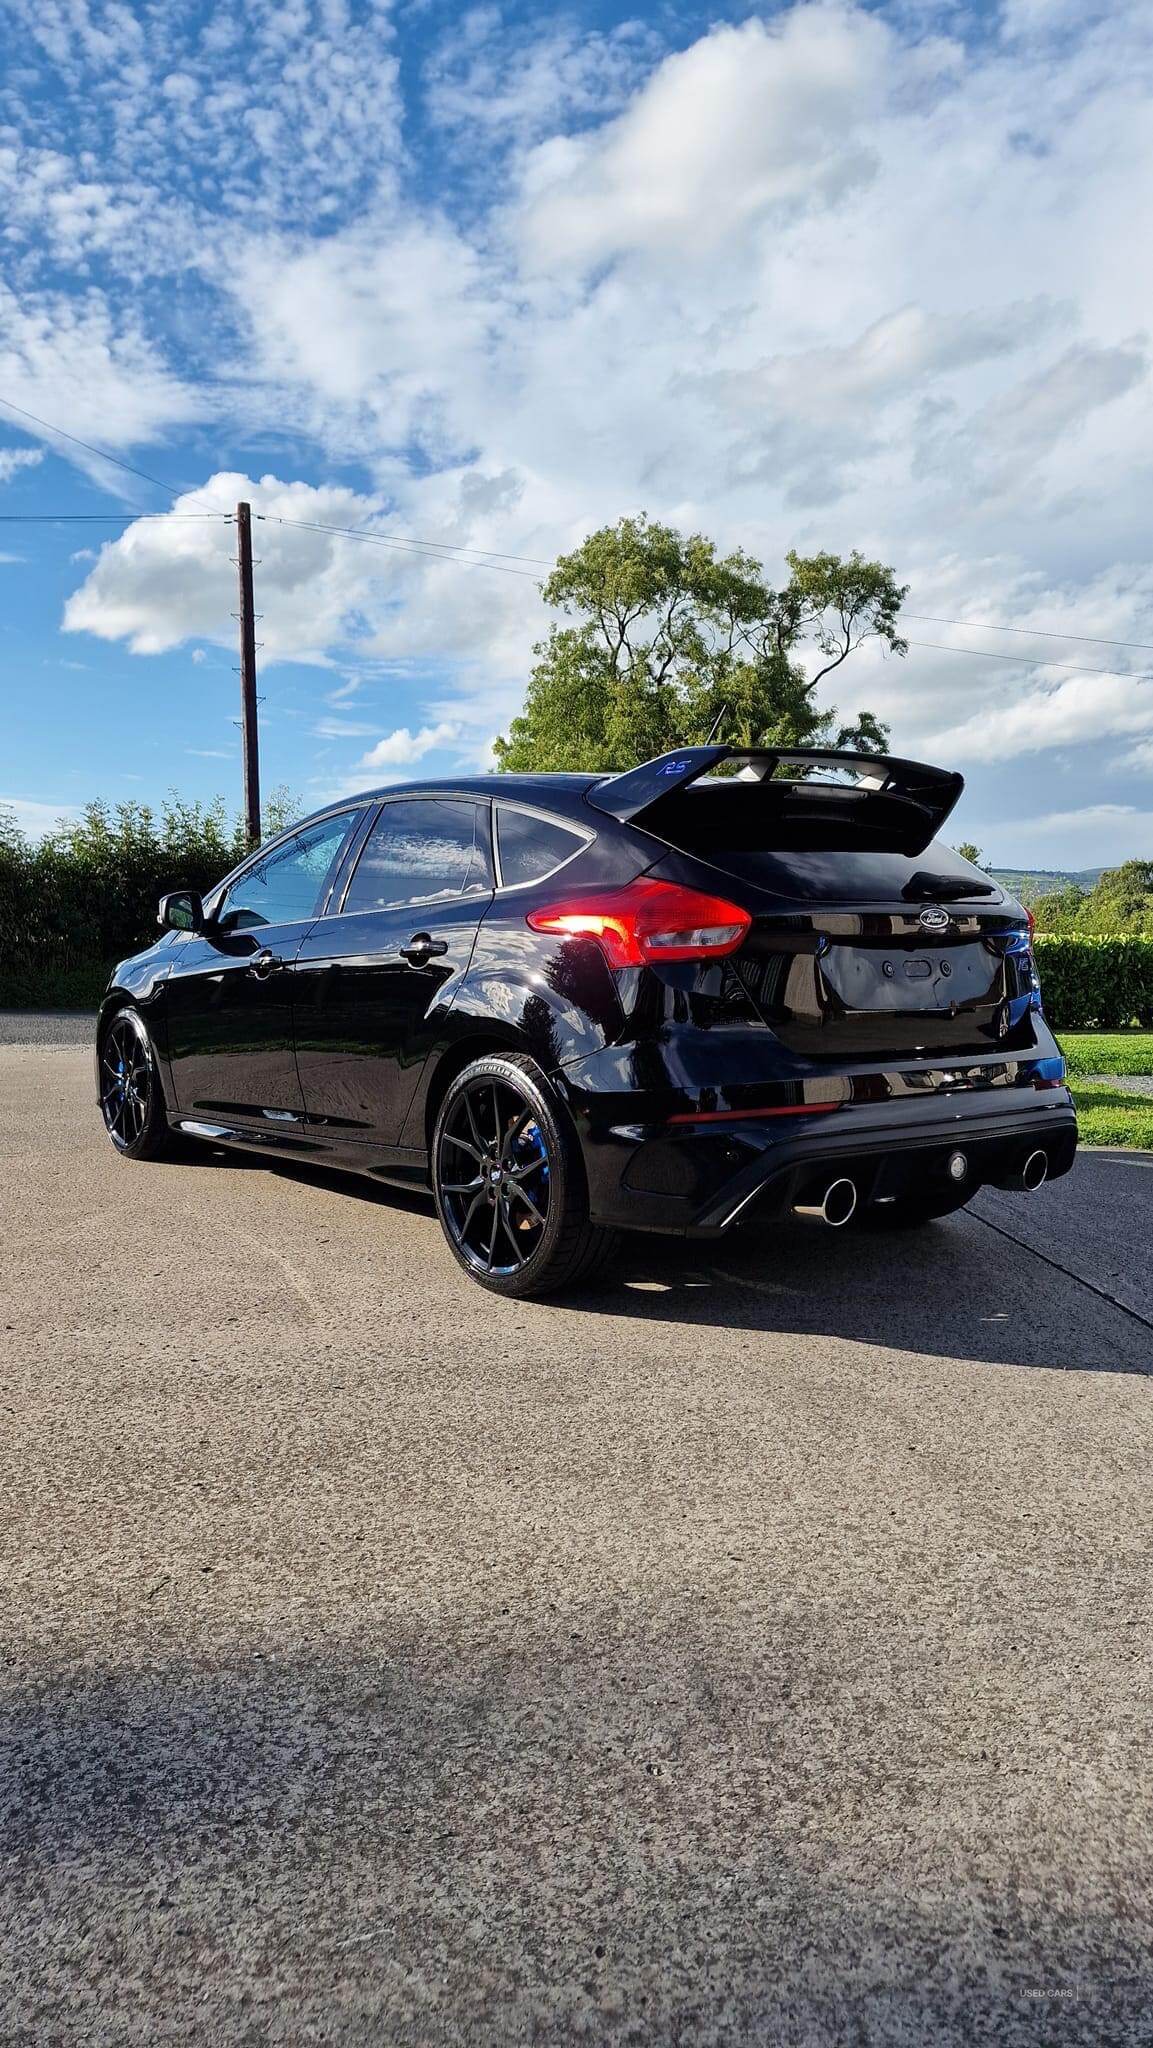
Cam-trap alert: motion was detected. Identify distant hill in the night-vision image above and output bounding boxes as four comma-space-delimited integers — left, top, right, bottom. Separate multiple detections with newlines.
989, 868, 1105, 899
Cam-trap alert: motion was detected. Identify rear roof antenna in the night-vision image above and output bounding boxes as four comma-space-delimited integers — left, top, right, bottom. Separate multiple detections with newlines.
705, 704, 727, 744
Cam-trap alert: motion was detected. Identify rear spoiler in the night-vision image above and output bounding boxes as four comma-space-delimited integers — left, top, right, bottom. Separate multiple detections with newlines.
586, 746, 964, 846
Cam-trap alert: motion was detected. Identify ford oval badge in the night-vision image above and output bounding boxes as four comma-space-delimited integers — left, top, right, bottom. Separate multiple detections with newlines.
917, 905, 951, 932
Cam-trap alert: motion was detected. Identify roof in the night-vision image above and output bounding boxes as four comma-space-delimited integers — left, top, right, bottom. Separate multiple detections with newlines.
344, 771, 604, 816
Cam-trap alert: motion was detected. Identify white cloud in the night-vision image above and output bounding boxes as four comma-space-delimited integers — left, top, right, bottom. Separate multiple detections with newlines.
931, 671, 1153, 762
8, 0, 1153, 864
0, 796, 80, 839
357, 722, 462, 770
0, 281, 204, 484
515, 9, 895, 269
970, 803, 1153, 868
0, 446, 43, 484
63, 472, 405, 660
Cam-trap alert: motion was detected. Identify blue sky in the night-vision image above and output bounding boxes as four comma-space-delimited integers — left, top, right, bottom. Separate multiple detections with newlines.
1, 0, 1151, 866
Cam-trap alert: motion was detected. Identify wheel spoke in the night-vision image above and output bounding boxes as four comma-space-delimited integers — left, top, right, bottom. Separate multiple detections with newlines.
461, 1189, 487, 1239
497, 1199, 524, 1261
485, 1202, 501, 1269
508, 1179, 546, 1227
464, 1092, 485, 1153
442, 1177, 483, 1195
499, 1107, 532, 1163
443, 1130, 483, 1163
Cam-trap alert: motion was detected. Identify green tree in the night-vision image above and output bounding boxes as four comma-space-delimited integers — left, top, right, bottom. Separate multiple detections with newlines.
955, 842, 984, 867
1032, 862, 1153, 937
493, 516, 905, 772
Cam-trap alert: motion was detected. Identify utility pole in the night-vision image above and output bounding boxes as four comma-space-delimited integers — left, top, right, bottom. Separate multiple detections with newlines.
235, 501, 261, 846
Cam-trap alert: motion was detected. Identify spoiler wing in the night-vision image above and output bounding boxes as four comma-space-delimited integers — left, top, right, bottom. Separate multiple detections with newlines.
586, 746, 965, 848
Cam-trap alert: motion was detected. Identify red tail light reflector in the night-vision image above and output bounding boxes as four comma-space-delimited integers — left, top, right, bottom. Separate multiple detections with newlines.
1025, 906, 1036, 942
527, 879, 751, 968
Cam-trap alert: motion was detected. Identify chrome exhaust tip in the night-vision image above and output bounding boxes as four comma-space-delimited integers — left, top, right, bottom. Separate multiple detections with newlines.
794, 1176, 858, 1227
993, 1147, 1049, 1193
1022, 1147, 1049, 1192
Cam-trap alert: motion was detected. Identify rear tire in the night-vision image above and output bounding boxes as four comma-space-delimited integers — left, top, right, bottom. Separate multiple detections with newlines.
432, 1052, 617, 1297
97, 1007, 175, 1161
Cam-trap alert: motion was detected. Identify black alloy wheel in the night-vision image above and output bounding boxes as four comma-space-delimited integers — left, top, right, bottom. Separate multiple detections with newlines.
98, 1008, 173, 1160
432, 1052, 615, 1297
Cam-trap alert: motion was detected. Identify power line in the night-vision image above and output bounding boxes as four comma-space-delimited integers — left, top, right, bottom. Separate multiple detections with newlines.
256, 512, 546, 576
905, 611, 1153, 655
0, 512, 228, 523
0, 395, 191, 497
905, 639, 1151, 683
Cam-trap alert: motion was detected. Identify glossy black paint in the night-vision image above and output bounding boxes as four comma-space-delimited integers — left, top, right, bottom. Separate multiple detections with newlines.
96, 757, 1077, 1238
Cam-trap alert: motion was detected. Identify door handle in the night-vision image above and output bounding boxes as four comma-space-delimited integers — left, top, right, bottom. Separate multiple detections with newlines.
249, 949, 283, 979
400, 933, 449, 964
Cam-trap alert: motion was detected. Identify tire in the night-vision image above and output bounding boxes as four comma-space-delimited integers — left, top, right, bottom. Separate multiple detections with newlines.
859, 1191, 973, 1230
97, 1006, 176, 1161
431, 1052, 617, 1297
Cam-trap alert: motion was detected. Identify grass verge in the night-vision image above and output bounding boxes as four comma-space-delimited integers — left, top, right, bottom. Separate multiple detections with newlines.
1058, 1030, 1153, 1076
1068, 1081, 1153, 1150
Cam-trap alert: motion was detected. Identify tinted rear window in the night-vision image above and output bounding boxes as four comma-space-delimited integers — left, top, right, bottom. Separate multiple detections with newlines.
496, 806, 588, 887
653, 786, 999, 904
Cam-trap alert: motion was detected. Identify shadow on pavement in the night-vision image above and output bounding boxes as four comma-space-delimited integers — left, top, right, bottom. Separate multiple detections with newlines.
161, 1144, 1152, 1376
2, 1622, 1149, 2045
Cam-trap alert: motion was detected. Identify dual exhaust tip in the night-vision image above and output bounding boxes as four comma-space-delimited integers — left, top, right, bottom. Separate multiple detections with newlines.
794, 1177, 858, 1228
1000, 1147, 1049, 1194
792, 1147, 1049, 1226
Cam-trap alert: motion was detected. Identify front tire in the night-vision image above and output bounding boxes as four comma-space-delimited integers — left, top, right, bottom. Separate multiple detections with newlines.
432, 1053, 616, 1297
98, 1007, 174, 1161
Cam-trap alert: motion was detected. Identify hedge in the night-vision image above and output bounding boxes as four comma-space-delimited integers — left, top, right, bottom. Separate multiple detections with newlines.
0, 796, 268, 1010
1034, 935, 1153, 1030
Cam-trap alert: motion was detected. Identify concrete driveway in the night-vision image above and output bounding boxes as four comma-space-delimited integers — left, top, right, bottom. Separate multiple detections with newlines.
1, 1038, 1150, 2045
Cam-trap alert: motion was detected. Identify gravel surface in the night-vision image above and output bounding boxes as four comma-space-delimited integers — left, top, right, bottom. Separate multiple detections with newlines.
1083, 1073, 1153, 1098
0, 1010, 97, 1047
1, 1048, 1151, 2045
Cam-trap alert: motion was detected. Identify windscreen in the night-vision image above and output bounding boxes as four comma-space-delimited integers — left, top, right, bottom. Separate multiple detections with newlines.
649, 783, 1001, 905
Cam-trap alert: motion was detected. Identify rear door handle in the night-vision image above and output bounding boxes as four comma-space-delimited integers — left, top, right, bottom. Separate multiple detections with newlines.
249, 949, 283, 979
400, 932, 449, 964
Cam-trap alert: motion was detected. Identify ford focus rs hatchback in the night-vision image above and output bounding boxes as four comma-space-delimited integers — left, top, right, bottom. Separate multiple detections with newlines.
96, 746, 1076, 1295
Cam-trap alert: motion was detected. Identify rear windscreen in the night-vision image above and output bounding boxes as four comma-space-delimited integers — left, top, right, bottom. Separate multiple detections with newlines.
650, 784, 1000, 905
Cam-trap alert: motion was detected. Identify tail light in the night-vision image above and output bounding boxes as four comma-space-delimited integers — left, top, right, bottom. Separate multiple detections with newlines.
527, 879, 751, 968
1025, 906, 1036, 942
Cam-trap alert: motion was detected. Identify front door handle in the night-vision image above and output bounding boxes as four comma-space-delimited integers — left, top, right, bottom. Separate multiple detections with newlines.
400, 933, 449, 965
249, 949, 283, 979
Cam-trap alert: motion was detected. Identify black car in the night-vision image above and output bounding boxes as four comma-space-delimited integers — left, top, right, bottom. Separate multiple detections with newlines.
96, 746, 1076, 1295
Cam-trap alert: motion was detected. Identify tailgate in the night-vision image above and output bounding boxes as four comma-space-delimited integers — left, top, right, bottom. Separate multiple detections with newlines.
733, 910, 1036, 1060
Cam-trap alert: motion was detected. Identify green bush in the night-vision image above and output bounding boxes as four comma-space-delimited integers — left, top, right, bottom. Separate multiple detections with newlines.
0, 791, 299, 1009
1034, 935, 1153, 1029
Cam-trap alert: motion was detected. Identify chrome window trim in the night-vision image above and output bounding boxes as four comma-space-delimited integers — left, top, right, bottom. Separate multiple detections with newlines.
491, 799, 595, 893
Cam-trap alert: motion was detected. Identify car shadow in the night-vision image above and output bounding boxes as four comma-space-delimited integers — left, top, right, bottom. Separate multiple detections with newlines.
163, 1144, 1152, 1376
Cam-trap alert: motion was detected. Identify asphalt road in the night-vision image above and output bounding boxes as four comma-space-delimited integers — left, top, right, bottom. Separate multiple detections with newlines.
1, 1045, 1151, 2046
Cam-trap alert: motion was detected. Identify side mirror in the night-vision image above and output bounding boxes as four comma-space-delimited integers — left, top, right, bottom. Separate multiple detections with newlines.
158, 890, 205, 934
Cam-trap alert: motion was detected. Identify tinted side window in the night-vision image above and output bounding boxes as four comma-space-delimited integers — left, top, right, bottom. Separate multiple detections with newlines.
218, 810, 361, 931
343, 799, 491, 913
496, 806, 588, 887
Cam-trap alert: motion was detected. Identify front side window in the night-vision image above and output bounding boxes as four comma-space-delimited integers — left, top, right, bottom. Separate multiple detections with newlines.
342, 798, 492, 914
217, 809, 361, 931
495, 805, 589, 887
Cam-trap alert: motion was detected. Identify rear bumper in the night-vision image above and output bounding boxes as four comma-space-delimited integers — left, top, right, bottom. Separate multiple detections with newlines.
573, 1086, 1078, 1236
